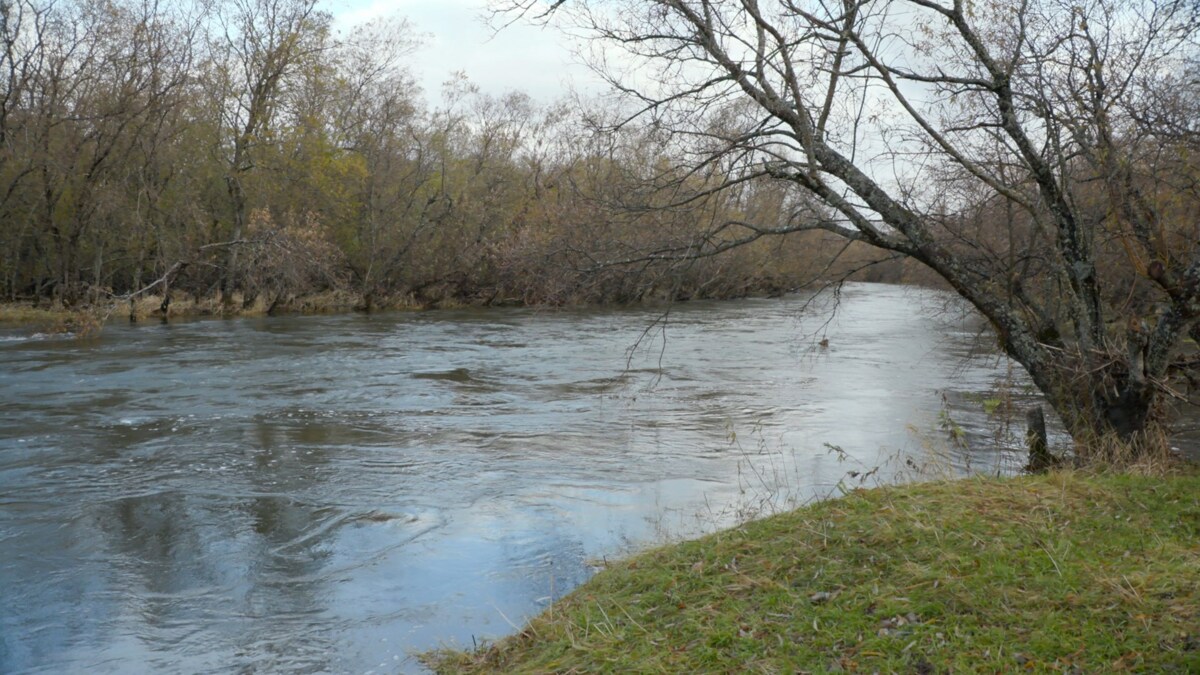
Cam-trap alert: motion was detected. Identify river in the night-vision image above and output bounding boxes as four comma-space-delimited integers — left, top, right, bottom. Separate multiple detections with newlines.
1, 283, 1052, 673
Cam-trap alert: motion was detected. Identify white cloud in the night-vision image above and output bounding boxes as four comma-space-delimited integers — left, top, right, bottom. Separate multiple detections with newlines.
329, 0, 600, 104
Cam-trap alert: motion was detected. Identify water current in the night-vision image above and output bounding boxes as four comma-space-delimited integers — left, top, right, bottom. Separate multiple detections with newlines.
1, 283, 1058, 673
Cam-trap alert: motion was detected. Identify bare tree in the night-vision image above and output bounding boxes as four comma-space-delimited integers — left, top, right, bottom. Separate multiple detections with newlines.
1, 0, 195, 304
499, 0, 1200, 453
206, 0, 328, 307
0, 0, 49, 299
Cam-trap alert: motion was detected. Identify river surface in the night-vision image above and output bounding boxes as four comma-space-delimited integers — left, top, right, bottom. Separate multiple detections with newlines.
2, 283, 1051, 673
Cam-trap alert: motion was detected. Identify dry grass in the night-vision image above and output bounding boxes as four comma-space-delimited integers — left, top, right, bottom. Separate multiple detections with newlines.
1, 290, 428, 330
1069, 425, 1179, 471
0, 303, 75, 324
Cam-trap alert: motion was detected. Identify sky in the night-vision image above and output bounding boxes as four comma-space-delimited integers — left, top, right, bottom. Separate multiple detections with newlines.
329, 0, 599, 104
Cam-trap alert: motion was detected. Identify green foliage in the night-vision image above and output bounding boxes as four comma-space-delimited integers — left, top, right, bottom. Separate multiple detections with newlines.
981, 397, 1003, 415
937, 408, 968, 447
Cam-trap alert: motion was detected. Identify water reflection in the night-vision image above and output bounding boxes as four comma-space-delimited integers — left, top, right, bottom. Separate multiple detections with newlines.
2, 283, 1077, 673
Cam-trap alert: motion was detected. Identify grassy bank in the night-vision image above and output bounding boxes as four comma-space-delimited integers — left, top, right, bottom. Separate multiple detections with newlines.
427, 471, 1200, 673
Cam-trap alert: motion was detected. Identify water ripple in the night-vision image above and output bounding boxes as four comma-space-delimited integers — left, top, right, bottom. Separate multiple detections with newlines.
1, 284, 1061, 673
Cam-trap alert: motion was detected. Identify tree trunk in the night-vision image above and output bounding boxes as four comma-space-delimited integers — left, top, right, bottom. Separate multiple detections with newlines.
1025, 406, 1053, 472
221, 174, 246, 312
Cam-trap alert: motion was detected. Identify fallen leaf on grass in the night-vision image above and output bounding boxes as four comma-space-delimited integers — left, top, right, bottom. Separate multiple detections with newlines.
809, 590, 840, 604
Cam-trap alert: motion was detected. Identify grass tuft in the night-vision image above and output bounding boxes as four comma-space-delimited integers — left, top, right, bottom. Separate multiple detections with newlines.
424, 470, 1200, 673
0, 304, 77, 325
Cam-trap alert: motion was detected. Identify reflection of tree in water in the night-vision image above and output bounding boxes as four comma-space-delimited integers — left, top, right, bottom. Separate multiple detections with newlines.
108, 491, 208, 597
87, 411, 347, 672
235, 414, 342, 671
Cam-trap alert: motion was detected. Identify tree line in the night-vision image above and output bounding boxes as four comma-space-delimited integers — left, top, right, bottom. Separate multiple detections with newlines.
0, 0, 890, 314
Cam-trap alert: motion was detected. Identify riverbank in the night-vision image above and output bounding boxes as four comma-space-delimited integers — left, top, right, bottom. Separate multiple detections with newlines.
425, 470, 1200, 673
0, 283, 807, 333
0, 291, 400, 328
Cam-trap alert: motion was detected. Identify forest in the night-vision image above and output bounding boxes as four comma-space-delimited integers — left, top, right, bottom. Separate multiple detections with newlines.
4, 0, 1199, 447
0, 0, 892, 316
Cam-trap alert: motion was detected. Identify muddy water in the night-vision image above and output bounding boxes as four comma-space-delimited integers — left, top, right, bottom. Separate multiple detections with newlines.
1, 283, 1047, 673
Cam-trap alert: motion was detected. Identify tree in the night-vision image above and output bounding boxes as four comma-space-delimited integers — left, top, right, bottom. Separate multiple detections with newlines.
206, 0, 329, 307
1, 0, 194, 305
499, 0, 1200, 453
0, 0, 50, 299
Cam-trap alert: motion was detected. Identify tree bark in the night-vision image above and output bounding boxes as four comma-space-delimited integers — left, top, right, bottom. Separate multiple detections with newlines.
1025, 406, 1053, 473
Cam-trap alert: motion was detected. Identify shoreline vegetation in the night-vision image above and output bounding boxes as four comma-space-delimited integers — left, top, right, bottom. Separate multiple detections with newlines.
1, 290, 413, 329
0, 276, 879, 334
424, 470, 1200, 674
0, 285, 794, 334
1, 0, 918, 328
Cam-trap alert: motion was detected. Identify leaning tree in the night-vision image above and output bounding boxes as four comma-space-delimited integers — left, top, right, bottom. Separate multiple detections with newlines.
502, 0, 1200, 454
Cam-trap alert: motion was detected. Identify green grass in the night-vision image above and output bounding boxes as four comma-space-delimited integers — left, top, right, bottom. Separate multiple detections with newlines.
426, 470, 1200, 673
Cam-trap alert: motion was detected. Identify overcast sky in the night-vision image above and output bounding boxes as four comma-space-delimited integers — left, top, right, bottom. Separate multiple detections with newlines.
330, 0, 599, 104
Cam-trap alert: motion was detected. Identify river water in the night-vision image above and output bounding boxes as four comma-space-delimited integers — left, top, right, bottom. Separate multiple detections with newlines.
2, 283, 1048, 673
